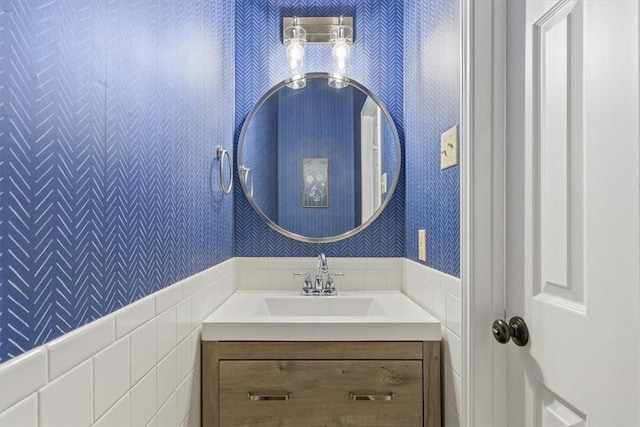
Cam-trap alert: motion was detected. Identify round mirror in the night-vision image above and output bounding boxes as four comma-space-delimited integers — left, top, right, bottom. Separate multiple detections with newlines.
238, 73, 401, 243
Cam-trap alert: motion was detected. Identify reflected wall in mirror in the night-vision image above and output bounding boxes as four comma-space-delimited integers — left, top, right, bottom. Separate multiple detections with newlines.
238, 73, 400, 243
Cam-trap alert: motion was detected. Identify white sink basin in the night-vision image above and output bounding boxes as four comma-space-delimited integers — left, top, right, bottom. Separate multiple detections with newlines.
263, 297, 384, 316
202, 291, 441, 341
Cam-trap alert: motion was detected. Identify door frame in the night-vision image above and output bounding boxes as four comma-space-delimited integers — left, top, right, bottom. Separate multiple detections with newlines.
360, 97, 382, 222
460, 0, 508, 425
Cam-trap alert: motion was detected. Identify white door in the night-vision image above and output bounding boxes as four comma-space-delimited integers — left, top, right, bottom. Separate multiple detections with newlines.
504, 0, 640, 425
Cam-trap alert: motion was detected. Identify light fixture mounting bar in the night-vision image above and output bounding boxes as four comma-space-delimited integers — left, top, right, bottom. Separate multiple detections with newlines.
283, 16, 354, 44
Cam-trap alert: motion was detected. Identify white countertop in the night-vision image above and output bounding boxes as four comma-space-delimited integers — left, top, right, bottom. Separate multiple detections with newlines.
202, 291, 441, 341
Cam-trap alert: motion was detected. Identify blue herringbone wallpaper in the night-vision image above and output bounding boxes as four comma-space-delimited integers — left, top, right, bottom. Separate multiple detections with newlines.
404, 0, 461, 277
0, 0, 235, 363
234, 0, 405, 257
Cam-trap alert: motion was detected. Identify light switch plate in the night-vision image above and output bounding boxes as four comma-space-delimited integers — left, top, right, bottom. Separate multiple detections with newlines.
418, 229, 427, 262
440, 125, 459, 170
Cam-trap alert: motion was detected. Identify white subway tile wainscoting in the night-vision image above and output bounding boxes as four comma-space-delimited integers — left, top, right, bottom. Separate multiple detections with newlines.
0, 259, 234, 427
403, 259, 463, 426
0, 257, 462, 427
235, 257, 403, 292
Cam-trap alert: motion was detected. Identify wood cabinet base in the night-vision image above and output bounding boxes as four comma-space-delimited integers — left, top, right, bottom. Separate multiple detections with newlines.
202, 341, 440, 427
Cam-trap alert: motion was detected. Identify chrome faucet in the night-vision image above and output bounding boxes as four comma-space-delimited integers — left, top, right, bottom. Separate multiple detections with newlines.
293, 253, 343, 296
315, 253, 328, 290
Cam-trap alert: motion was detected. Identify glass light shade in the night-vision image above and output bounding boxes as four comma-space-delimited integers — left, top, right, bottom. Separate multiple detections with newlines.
328, 75, 349, 89
284, 25, 307, 89
287, 76, 307, 90
286, 42, 305, 68
329, 25, 353, 89
332, 41, 351, 63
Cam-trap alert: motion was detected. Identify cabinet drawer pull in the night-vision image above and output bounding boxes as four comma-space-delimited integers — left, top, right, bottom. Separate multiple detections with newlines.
247, 392, 292, 401
349, 392, 394, 401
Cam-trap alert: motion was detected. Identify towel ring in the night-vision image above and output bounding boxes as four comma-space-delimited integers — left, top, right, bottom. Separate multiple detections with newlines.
239, 166, 254, 198
216, 146, 233, 194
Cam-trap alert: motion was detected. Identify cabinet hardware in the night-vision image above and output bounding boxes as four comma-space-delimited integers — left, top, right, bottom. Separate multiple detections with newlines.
247, 392, 292, 401
349, 392, 394, 401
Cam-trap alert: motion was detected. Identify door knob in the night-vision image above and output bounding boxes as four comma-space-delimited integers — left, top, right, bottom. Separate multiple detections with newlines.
492, 316, 529, 346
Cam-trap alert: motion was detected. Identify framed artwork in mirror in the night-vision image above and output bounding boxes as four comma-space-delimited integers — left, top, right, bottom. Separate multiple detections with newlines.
303, 158, 328, 208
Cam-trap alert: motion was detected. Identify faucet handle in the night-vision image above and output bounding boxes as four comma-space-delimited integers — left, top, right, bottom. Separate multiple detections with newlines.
294, 272, 313, 289
323, 273, 339, 295
325, 273, 335, 286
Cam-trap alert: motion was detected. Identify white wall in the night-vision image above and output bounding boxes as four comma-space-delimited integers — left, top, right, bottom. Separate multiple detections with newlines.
0, 260, 235, 427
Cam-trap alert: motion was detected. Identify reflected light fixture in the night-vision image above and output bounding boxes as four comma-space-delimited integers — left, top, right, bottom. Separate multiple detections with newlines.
283, 17, 307, 89
282, 16, 354, 89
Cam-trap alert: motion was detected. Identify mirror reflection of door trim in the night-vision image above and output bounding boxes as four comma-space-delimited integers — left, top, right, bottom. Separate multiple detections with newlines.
237, 72, 401, 243
239, 165, 254, 198
360, 97, 383, 222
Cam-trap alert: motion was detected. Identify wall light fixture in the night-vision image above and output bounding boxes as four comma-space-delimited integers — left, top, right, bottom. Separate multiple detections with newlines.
282, 16, 354, 89
283, 17, 307, 89
328, 17, 353, 89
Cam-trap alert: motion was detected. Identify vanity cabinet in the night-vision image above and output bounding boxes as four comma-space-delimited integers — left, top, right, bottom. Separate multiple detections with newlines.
202, 341, 440, 427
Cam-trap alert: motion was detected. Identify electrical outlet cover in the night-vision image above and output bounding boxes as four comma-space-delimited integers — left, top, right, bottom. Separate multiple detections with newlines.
418, 229, 427, 261
440, 125, 459, 170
